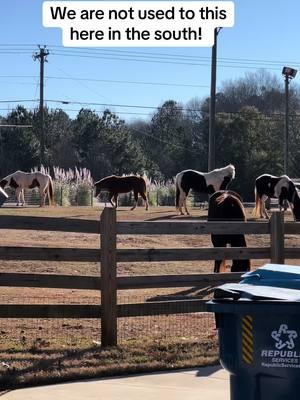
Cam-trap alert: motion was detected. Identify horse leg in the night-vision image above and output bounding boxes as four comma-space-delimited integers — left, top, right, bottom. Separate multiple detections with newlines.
140, 191, 149, 210
108, 192, 115, 207
179, 191, 189, 215
113, 194, 118, 208
261, 195, 269, 219
181, 188, 190, 215
131, 191, 138, 210
21, 189, 26, 206
47, 187, 52, 206
214, 260, 221, 273
39, 188, 45, 207
15, 187, 22, 206
230, 235, 250, 272
183, 196, 190, 215
177, 191, 185, 215
45, 185, 50, 206
212, 236, 226, 273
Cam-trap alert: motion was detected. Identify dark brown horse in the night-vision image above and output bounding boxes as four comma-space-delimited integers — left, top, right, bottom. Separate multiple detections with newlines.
208, 190, 251, 273
94, 175, 149, 210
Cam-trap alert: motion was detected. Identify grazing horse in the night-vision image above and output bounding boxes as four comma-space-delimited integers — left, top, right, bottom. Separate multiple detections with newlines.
175, 164, 235, 215
0, 170, 54, 207
94, 175, 149, 210
253, 174, 296, 219
208, 190, 251, 273
291, 189, 300, 221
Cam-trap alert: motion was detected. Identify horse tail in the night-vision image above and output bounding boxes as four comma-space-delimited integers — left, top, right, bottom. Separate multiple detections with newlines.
140, 175, 147, 194
253, 186, 261, 217
175, 176, 180, 209
48, 176, 54, 206
142, 173, 151, 202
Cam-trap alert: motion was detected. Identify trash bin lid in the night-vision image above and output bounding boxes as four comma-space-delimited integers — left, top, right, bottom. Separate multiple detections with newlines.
214, 282, 300, 301
240, 264, 300, 290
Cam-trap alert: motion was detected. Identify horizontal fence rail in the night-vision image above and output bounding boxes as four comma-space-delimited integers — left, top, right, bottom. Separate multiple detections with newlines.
285, 223, 300, 234
0, 272, 243, 290
0, 215, 99, 234
0, 246, 270, 263
1, 207, 300, 346
0, 305, 101, 319
117, 221, 270, 235
117, 247, 270, 262
0, 272, 100, 290
0, 300, 209, 319
0, 247, 99, 262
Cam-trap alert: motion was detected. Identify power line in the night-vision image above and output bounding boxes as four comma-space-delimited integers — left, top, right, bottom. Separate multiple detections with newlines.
0, 81, 37, 86
1, 98, 300, 117
45, 99, 161, 110
46, 76, 209, 88
0, 99, 38, 103
2, 105, 298, 120
0, 74, 209, 88
1, 44, 300, 69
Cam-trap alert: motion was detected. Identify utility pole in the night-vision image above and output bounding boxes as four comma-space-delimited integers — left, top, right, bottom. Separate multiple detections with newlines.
208, 28, 221, 171
282, 66, 297, 175
284, 73, 289, 175
33, 46, 49, 166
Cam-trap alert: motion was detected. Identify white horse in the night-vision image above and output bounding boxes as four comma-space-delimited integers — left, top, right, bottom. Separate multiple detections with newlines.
0, 170, 54, 207
253, 174, 295, 219
175, 164, 236, 215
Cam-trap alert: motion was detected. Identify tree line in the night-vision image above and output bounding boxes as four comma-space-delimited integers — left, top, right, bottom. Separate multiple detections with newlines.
1, 70, 300, 201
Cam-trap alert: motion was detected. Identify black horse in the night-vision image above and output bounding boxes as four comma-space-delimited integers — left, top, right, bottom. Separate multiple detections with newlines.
208, 190, 251, 273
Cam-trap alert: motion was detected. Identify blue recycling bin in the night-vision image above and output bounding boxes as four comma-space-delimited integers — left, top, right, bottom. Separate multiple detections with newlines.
207, 264, 300, 400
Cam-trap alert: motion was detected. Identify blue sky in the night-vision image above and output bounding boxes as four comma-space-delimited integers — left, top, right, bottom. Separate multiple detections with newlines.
1, 0, 300, 121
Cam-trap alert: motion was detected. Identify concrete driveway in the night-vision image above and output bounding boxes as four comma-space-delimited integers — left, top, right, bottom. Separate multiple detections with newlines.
2, 366, 229, 400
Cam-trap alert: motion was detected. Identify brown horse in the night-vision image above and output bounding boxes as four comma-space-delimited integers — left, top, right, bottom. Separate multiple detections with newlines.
94, 175, 149, 210
208, 190, 251, 273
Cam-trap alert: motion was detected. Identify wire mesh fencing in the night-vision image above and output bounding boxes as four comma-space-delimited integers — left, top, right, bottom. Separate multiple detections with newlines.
0, 285, 218, 389
0, 288, 217, 350
3, 186, 94, 207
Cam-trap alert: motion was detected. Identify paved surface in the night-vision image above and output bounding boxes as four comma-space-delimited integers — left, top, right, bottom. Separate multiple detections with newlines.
2, 366, 229, 400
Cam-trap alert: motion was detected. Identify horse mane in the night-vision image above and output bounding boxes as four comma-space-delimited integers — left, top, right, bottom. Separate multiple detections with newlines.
2, 170, 22, 181
215, 191, 246, 220
216, 164, 235, 178
205, 164, 235, 179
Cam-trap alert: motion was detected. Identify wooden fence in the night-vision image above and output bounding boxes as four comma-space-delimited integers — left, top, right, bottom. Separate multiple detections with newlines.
0, 209, 300, 346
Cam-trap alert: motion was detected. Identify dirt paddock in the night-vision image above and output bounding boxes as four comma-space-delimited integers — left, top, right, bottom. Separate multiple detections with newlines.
0, 205, 299, 388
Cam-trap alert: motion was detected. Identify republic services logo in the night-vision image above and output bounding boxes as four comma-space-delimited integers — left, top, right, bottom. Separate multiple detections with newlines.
271, 324, 298, 350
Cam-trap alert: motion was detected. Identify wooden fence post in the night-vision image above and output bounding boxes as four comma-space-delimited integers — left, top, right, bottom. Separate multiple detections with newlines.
100, 207, 117, 346
270, 211, 284, 264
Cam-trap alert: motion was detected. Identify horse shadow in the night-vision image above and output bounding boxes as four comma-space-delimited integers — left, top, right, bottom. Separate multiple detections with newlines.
145, 214, 207, 222
146, 285, 215, 302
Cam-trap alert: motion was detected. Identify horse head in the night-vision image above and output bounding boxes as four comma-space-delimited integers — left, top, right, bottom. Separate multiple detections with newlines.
292, 189, 300, 221
94, 177, 111, 197
94, 181, 102, 197
0, 179, 7, 189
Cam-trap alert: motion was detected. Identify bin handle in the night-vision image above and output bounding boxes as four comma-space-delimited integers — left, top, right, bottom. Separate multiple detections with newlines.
241, 272, 261, 280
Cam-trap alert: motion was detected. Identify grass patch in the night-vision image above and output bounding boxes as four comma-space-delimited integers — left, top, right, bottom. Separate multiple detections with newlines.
0, 338, 218, 390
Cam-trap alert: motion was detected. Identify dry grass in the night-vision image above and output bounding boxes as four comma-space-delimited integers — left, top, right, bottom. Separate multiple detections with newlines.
0, 204, 299, 389
0, 338, 218, 391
